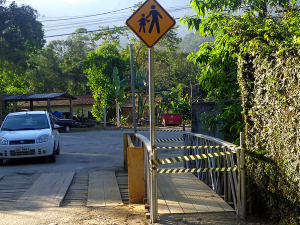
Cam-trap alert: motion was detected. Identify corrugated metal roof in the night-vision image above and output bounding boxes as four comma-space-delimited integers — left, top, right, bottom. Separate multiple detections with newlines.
17, 95, 95, 107
1, 93, 77, 101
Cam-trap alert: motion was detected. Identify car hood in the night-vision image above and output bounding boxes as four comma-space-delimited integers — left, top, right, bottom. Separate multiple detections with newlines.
0, 129, 51, 140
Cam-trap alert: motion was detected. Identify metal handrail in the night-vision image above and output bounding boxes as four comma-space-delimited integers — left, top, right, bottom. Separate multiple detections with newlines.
183, 131, 246, 219
125, 132, 245, 222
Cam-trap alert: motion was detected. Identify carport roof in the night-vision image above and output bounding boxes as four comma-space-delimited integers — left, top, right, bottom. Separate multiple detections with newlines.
1, 92, 77, 102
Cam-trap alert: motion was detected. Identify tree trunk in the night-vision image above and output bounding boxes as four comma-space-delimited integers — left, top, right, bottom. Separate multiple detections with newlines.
117, 102, 120, 127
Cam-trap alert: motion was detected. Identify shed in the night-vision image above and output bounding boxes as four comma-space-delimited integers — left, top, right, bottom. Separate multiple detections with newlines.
1, 93, 77, 119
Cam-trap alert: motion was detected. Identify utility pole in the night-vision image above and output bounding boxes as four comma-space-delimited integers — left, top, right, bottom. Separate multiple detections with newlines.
130, 44, 137, 133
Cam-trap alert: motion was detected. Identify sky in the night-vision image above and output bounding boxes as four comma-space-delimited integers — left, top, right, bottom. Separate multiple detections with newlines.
6, 0, 194, 43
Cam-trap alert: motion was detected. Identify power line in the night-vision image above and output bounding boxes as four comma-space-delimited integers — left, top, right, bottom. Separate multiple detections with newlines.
45, 26, 124, 38
43, 6, 192, 32
44, 8, 190, 32
40, 5, 191, 23
44, 16, 185, 39
39, 6, 135, 22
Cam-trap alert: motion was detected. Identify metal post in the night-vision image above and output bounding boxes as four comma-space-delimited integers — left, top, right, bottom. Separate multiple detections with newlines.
149, 48, 157, 223
240, 132, 246, 219
103, 106, 106, 128
130, 44, 137, 133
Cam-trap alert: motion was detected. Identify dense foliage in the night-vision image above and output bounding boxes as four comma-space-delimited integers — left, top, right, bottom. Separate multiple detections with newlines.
26, 28, 95, 95
182, 0, 300, 222
236, 12, 300, 223
0, 1, 45, 94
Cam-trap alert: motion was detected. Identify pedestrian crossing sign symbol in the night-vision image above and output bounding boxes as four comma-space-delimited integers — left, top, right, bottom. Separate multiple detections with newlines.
126, 0, 176, 48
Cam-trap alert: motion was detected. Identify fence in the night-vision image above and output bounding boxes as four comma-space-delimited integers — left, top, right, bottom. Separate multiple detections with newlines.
123, 131, 246, 223
183, 131, 246, 219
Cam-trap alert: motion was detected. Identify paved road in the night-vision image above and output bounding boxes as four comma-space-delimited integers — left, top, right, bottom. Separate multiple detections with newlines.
0, 128, 185, 175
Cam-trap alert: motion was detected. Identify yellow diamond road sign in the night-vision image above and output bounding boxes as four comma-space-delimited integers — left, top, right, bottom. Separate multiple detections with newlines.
126, 0, 176, 48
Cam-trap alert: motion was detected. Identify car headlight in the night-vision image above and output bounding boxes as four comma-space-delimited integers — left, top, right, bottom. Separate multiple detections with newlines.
0, 137, 8, 145
36, 134, 49, 143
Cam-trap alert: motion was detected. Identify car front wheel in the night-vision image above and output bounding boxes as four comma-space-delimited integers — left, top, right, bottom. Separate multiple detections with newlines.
64, 125, 70, 133
56, 142, 60, 155
49, 147, 56, 163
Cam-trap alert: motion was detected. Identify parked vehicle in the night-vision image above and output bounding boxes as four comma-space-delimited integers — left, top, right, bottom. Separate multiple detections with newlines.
0, 111, 60, 165
50, 114, 78, 133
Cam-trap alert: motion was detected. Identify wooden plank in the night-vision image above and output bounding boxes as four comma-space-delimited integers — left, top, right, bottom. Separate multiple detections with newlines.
87, 172, 105, 206
157, 174, 184, 214
102, 172, 123, 206
157, 187, 170, 214
51, 172, 75, 206
14, 173, 48, 207
171, 174, 211, 213
87, 171, 123, 207
185, 174, 227, 212
33, 173, 62, 208
164, 174, 197, 213
41, 172, 70, 207
13, 172, 74, 208
24, 173, 57, 208
212, 196, 235, 211
189, 175, 232, 212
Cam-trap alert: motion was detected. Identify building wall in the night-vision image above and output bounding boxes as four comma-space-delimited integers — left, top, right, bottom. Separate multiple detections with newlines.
191, 102, 223, 139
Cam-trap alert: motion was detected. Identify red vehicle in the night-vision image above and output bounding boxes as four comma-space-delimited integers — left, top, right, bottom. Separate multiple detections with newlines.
161, 114, 182, 126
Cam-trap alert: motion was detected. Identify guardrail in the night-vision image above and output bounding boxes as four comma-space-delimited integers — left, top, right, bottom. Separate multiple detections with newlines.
124, 131, 246, 223
183, 131, 246, 219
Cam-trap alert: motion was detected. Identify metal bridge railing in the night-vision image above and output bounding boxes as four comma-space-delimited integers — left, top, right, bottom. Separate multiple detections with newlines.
124, 131, 246, 223
183, 131, 246, 219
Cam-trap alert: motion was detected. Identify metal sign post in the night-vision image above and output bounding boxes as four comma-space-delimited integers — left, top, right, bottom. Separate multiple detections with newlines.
149, 48, 158, 223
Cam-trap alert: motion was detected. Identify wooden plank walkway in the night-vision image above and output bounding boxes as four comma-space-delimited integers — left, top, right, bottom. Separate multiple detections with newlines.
87, 171, 123, 207
12, 172, 75, 208
158, 173, 234, 214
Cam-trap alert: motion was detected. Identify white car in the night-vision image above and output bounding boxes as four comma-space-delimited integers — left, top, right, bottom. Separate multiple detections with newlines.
0, 111, 60, 165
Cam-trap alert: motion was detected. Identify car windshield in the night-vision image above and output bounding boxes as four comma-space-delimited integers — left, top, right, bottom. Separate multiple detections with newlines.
1, 114, 50, 131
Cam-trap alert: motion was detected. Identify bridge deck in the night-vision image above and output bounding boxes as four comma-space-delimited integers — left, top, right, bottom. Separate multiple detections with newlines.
158, 173, 234, 214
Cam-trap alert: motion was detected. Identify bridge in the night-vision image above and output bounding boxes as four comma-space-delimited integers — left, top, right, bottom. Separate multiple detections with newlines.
124, 129, 246, 223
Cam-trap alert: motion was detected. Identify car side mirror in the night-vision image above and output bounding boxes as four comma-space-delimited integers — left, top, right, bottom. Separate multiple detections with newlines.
52, 124, 61, 130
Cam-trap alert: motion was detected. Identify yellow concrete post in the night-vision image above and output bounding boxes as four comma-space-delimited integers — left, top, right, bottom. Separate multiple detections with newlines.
128, 146, 145, 203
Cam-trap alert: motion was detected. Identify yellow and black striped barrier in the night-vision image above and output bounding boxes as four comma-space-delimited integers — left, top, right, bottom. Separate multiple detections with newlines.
138, 129, 183, 132
155, 138, 183, 142
151, 150, 237, 165
155, 145, 239, 150
157, 166, 238, 174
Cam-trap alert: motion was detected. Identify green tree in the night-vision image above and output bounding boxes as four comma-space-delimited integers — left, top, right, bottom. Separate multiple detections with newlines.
26, 28, 96, 95
60, 28, 96, 94
84, 41, 129, 120
178, 33, 215, 53
25, 44, 66, 93
0, 1, 45, 94
112, 67, 128, 127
